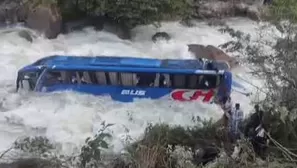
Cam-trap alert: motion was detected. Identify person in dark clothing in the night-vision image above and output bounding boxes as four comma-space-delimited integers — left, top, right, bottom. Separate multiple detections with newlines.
244, 104, 269, 159
251, 124, 269, 159
244, 104, 264, 138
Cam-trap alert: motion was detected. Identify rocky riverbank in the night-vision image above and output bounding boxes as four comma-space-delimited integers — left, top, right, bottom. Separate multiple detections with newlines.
0, 0, 268, 40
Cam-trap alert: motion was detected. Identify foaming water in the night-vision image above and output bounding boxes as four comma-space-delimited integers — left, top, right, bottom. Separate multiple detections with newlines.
0, 17, 278, 155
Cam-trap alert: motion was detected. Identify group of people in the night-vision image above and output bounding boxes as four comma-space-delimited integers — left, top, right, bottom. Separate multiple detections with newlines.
220, 96, 269, 159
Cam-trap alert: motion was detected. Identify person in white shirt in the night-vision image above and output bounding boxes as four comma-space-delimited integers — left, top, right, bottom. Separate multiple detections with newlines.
228, 103, 244, 143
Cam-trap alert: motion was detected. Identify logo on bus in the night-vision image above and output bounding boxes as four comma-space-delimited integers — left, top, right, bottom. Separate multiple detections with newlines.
171, 89, 214, 102
121, 89, 146, 96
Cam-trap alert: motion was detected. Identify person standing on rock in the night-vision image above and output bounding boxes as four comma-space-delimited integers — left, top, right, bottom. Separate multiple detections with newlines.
228, 103, 244, 143
244, 104, 269, 159
251, 123, 269, 159
221, 96, 233, 128
244, 104, 264, 138
219, 96, 233, 142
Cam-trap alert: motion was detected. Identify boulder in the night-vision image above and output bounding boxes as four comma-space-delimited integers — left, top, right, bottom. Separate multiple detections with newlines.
102, 18, 131, 40
193, 0, 263, 21
246, 6, 261, 21
193, 146, 220, 166
152, 32, 171, 42
0, 27, 36, 42
62, 16, 131, 40
0, 0, 29, 25
234, 3, 261, 21
195, 1, 234, 19
188, 44, 238, 69
62, 16, 105, 33
25, 4, 62, 39
18, 29, 34, 42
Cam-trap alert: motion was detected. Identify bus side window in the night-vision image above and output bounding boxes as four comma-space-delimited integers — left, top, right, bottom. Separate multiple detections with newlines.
95, 71, 108, 85
82, 71, 93, 84
108, 72, 119, 85
136, 72, 156, 87
120, 72, 137, 86
71, 72, 81, 85
159, 73, 171, 87
206, 75, 218, 88
172, 74, 186, 88
153, 73, 160, 87
43, 71, 62, 86
188, 75, 199, 89
60, 71, 73, 84
199, 75, 218, 89
88, 71, 99, 84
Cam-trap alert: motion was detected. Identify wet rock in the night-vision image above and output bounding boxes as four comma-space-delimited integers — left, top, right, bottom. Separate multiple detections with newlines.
188, 44, 238, 69
25, 4, 62, 39
193, 1, 263, 21
194, 1, 234, 19
193, 145, 220, 166
0, 0, 29, 24
207, 19, 227, 27
152, 32, 171, 42
102, 18, 131, 40
246, 6, 261, 21
180, 18, 196, 27
234, 3, 261, 21
63, 16, 131, 40
17, 29, 34, 42
62, 16, 104, 33
0, 27, 36, 42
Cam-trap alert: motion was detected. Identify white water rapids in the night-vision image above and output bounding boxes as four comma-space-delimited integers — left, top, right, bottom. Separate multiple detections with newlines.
0, 17, 279, 156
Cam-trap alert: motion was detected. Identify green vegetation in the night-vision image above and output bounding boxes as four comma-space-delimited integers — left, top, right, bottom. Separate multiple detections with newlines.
36, 0, 195, 28
267, 0, 297, 23
3, 0, 297, 167
217, 0, 297, 165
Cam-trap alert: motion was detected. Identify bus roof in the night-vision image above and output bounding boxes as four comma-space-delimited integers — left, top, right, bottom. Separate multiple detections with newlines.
18, 55, 231, 74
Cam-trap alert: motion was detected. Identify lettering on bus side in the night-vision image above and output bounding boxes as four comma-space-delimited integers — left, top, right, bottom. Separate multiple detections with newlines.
171, 89, 214, 102
121, 89, 146, 96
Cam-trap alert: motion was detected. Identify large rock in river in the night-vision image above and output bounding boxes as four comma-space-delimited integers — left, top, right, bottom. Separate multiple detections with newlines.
25, 4, 62, 39
188, 44, 238, 69
62, 16, 131, 40
0, 0, 29, 25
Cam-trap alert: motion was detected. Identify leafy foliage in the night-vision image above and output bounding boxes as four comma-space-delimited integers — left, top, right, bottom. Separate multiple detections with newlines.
14, 136, 55, 155
79, 121, 114, 168
267, 0, 297, 23
218, 0, 297, 159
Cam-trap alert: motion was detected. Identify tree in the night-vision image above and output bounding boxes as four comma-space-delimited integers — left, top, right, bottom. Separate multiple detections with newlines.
218, 0, 297, 153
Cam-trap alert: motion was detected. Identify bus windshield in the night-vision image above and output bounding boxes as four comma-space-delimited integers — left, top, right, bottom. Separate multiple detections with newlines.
16, 71, 42, 91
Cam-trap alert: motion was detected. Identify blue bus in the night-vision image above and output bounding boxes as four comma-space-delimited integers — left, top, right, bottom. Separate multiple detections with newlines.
16, 55, 232, 103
